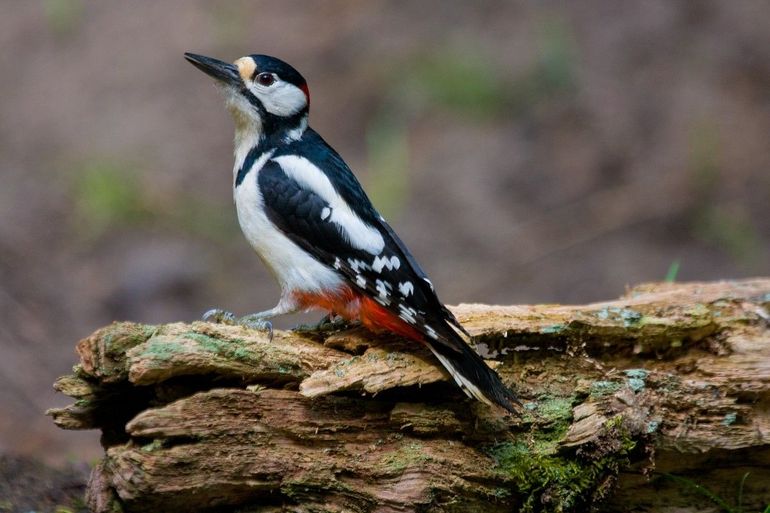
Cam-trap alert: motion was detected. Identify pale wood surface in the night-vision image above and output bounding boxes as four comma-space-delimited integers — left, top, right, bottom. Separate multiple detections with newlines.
49, 279, 770, 512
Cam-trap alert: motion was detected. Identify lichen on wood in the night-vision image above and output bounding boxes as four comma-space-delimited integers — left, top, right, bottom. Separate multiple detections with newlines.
48, 279, 770, 512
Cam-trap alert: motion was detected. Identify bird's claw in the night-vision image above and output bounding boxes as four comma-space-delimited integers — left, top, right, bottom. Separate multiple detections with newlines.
239, 316, 273, 341
202, 309, 273, 341
202, 308, 236, 324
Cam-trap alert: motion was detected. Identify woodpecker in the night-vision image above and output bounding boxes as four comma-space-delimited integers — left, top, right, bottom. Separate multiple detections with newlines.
184, 52, 519, 413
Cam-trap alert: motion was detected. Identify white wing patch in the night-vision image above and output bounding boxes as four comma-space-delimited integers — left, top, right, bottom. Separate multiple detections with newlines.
320, 207, 331, 220
372, 255, 400, 273
355, 275, 367, 287
273, 155, 385, 255
398, 281, 414, 297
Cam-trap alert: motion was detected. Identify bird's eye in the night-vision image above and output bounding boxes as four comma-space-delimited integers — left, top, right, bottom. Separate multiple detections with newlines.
256, 72, 275, 86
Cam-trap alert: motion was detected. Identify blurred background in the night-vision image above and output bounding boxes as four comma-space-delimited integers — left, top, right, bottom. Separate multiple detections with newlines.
0, 0, 768, 467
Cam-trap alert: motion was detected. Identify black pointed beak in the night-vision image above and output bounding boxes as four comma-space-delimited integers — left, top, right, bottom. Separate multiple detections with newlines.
184, 53, 240, 86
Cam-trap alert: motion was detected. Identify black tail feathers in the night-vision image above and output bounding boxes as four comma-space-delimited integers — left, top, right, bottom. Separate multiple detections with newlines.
426, 339, 521, 415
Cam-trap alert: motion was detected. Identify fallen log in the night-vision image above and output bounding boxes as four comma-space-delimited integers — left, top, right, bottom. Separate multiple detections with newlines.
48, 279, 770, 512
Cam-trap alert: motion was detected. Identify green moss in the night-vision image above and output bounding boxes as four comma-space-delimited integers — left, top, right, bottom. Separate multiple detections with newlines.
141, 439, 164, 452
173, 332, 261, 363
590, 381, 622, 398
595, 307, 642, 327
536, 395, 576, 427
140, 338, 185, 362
102, 322, 157, 358
380, 442, 431, 474
722, 412, 737, 427
490, 441, 589, 511
138, 330, 260, 367
623, 369, 649, 393
542, 324, 566, 334
489, 414, 637, 512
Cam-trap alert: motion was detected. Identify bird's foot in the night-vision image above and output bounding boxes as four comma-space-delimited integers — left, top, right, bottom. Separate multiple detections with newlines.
202, 308, 236, 324
294, 313, 357, 333
202, 308, 273, 341
236, 314, 274, 341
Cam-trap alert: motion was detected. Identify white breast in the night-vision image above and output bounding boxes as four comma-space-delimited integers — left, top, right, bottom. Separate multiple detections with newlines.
233, 152, 345, 296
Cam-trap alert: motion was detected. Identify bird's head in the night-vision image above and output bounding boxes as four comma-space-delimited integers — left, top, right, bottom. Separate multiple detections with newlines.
185, 53, 309, 140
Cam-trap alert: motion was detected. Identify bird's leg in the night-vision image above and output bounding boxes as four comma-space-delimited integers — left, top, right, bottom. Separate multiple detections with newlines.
202, 300, 298, 341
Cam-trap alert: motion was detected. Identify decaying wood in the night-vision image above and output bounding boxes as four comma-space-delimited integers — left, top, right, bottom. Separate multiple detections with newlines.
48, 279, 770, 512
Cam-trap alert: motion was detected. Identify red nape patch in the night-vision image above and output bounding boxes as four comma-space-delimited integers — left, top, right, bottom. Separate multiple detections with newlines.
291, 288, 424, 343
299, 82, 310, 106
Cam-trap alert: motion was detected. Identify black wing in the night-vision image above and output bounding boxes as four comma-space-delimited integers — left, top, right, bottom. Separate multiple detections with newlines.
257, 148, 520, 413
257, 157, 467, 353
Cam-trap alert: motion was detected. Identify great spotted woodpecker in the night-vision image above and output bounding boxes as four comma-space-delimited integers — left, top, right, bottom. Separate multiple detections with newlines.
185, 52, 519, 413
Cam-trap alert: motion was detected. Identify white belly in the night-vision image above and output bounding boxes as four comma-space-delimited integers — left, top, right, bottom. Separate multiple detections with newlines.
233, 156, 345, 296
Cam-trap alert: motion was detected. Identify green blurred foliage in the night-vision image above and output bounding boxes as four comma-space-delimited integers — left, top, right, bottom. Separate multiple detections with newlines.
69, 158, 237, 242
687, 121, 762, 264
401, 17, 576, 119
42, 0, 84, 36
71, 159, 152, 238
694, 205, 762, 264
365, 111, 410, 219
406, 50, 512, 119
363, 20, 577, 219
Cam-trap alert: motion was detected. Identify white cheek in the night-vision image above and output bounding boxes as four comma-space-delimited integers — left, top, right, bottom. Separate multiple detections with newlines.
253, 82, 307, 116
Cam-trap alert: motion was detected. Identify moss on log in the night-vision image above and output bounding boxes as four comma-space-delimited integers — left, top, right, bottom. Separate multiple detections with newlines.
48, 279, 770, 512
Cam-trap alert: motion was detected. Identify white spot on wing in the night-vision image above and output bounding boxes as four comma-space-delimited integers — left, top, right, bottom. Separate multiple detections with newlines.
398, 281, 414, 297
375, 279, 391, 299
372, 255, 401, 273
348, 258, 370, 272
333, 257, 342, 270
424, 324, 438, 340
273, 155, 385, 254
320, 207, 331, 220
355, 275, 366, 288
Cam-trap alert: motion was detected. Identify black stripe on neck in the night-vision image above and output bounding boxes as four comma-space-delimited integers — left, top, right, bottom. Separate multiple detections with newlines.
235, 145, 265, 187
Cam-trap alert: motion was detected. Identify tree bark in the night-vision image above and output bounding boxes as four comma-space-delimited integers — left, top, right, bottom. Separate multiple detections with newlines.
48, 279, 770, 513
